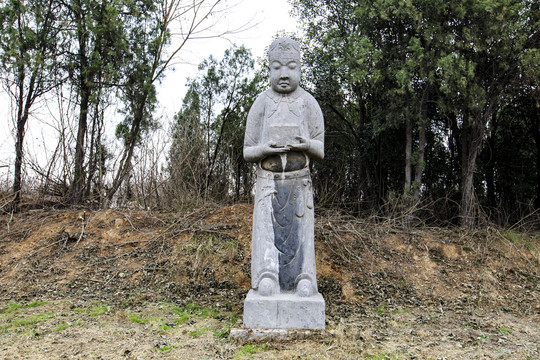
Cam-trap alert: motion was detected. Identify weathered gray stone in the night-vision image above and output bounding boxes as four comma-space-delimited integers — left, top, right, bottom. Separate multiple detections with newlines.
242, 37, 325, 330
243, 290, 325, 329
230, 327, 332, 341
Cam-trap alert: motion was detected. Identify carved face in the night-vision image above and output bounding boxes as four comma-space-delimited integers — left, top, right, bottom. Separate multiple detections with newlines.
269, 59, 300, 94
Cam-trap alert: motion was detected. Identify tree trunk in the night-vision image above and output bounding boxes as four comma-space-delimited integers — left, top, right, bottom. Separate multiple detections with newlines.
85, 93, 103, 199
485, 113, 497, 207
357, 99, 374, 205
460, 143, 479, 227
12, 64, 26, 210
448, 113, 461, 188
71, 82, 89, 205
12, 62, 38, 210
71, 4, 91, 205
13, 112, 29, 210
106, 95, 148, 203
404, 117, 412, 194
460, 113, 486, 227
414, 122, 426, 199
413, 87, 429, 199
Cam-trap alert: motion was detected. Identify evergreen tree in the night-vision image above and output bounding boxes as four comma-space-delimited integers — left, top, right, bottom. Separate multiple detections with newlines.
0, 0, 63, 209
292, 0, 539, 225
168, 46, 264, 203
64, 0, 127, 204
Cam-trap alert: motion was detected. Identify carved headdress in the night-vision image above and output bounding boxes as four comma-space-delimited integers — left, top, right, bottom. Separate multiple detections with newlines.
268, 37, 301, 63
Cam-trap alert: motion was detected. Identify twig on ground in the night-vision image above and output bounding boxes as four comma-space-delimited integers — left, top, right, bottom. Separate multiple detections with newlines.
75, 211, 86, 247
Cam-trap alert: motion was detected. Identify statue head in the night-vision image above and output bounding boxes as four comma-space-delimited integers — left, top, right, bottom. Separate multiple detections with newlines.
268, 37, 301, 94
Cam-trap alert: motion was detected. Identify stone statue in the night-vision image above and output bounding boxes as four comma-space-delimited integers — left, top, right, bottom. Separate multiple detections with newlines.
242, 37, 325, 330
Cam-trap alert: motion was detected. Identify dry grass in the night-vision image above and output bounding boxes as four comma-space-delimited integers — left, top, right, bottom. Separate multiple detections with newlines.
0, 299, 538, 359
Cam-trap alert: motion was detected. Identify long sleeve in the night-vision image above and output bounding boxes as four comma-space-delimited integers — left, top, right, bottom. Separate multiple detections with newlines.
305, 93, 324, 160
243, 95, 266, 163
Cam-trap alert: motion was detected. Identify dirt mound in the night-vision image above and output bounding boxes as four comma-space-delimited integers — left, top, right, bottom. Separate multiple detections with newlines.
0, 205, 539, 319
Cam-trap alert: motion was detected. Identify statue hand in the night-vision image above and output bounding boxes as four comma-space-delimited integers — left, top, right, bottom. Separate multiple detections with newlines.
288, 136, 310, 151
262, 141, 289, 156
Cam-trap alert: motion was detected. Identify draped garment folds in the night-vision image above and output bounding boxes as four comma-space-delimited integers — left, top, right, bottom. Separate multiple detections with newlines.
244, 88, 324, 293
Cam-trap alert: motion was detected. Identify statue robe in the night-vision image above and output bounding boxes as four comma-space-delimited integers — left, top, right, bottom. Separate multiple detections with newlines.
244, 87, 324, 294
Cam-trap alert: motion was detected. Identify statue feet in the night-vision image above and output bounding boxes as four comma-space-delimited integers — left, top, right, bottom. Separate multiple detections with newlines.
258, 277, 277, 296
296, 279, 314, 297
257, 276, 316, 297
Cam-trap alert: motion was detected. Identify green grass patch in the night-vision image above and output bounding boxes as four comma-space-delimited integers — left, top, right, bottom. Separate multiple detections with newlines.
0, 313, 55, 334
90, 304, 111, 316
0, 300, 56, 336
498, 327, 512, 335
72, 302, 111, 316
54, 321, 70, 332
503, 231, 536, 251
27, 301, 48, 308
213, 326, 230, 339
184, 302, 219, 318
188, 326, 211, 338
131, 302, 238, 340
159, 323, 174, 332
233, 344, 268, 358
214, 312, 239, 339
127, 312, 162, 324
157, 343, 180, 352
2, 301, 49, 314
504, 231, 523, 243
164, 302, 239, 339
167, 302, 231, 323
2, 302, 24, 313
174, 312, 191, 324
128, 312, 151, 324
369, 303, 390, 316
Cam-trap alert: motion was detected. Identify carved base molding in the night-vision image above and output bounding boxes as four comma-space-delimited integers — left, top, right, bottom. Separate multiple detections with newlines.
242, 290, 325, 330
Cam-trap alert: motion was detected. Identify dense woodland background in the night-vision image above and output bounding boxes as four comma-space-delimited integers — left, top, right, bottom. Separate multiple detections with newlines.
0, 0, 538, 228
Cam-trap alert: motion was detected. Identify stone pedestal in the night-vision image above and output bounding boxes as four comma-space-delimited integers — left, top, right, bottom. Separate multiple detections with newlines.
230, 328, 331, 341
243, 290, 325, 330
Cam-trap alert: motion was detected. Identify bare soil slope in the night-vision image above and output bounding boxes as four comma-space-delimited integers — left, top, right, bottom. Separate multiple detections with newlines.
0, 205, 538, 359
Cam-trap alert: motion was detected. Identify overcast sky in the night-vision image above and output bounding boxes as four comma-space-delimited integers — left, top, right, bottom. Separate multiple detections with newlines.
0, 0, 299, 174
157, 0, 299, 116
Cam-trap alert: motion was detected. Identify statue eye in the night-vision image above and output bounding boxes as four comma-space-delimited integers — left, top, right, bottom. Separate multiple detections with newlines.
288, 62, 298, 69
271, 61, 282, 70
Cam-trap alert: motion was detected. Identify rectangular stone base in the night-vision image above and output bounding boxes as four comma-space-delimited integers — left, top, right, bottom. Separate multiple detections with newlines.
243, 290, 325, 330
230, 328, 331, 341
